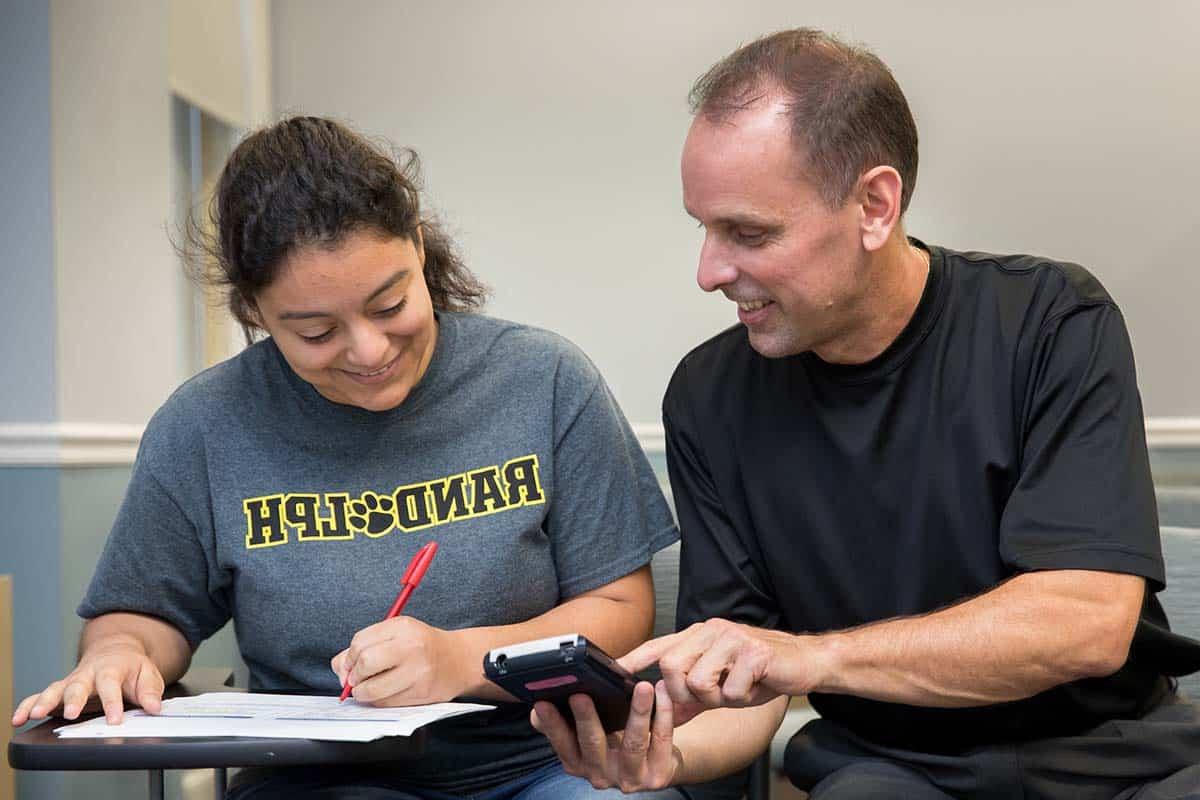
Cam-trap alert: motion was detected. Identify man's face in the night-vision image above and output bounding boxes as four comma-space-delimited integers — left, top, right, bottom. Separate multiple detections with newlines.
681, 101, 866, 359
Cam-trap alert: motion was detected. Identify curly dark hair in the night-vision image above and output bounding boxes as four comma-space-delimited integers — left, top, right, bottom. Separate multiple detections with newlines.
186, 116, 487, 335
690, 28, 919, 214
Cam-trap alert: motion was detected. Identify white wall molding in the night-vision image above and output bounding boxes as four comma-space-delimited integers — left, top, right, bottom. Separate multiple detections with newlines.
0, 423, 142, 467
1146, 418, 1200, 449
635, 417, 1200, 457
2, 417, 1197, 467
632, 422, 666, 455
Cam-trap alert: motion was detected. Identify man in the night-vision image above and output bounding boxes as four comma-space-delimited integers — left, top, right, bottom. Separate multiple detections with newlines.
531, 28, 1200, 799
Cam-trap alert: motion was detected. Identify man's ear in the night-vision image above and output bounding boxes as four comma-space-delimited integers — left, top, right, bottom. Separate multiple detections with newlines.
857, 166, 904, 252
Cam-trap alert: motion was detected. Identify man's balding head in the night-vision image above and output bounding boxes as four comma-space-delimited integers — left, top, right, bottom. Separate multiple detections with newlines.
690, 28, 919, 216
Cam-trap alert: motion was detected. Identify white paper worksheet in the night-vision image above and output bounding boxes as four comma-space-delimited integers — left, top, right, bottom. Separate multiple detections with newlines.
54, 693, 495, 742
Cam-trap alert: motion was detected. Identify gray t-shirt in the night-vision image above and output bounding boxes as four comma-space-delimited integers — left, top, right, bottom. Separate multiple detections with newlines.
80, 311, 677, 792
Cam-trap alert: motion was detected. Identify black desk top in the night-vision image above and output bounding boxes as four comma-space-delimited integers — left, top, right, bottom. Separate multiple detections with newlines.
8, 668, 426, 772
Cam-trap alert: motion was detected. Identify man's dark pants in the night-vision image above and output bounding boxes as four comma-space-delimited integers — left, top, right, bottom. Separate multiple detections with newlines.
786, 691, 1200, 799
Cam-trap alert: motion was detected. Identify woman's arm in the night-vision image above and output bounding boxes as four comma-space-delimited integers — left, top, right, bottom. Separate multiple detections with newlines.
332, 565, 655, 704
454, 565, 654, 698
12, 611, 193, 726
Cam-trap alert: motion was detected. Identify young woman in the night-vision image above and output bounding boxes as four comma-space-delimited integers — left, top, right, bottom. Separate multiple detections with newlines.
12, 117, 683, 800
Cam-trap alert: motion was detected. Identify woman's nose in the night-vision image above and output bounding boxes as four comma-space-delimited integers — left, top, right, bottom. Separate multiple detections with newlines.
343, 322, 390, 368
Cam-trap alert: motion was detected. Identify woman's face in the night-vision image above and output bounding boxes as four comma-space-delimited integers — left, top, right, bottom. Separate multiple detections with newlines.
253, 230, 438, 412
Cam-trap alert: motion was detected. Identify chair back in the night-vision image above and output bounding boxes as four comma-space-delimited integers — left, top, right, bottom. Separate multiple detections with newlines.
650, 541, 682, 638
1160, 525, 1200, 697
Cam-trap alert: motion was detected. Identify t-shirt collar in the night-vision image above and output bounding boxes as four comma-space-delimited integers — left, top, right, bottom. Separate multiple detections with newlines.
799, 237, 947, 383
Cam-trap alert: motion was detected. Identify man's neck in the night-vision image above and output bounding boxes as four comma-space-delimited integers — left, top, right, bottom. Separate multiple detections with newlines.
811, 236, 931, 366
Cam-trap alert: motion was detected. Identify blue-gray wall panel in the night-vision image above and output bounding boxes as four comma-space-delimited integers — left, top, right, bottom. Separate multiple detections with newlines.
0, 466, 62, 799
0, 0, 56, 423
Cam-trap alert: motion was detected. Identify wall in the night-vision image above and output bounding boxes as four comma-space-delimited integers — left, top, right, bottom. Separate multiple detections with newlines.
52, 1, 183, 425
0, 0, 56, 424
273, 0, 1200, 424
1, 2, 264, 797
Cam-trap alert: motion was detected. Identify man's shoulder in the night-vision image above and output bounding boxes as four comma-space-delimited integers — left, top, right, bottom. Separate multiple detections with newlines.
941, 245, 1116, 319
669, 324, 752, 387
663, 324, 759, 420
680, 323, 753, 371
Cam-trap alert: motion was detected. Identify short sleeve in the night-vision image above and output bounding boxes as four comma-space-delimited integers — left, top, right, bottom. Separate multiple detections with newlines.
544, 346, 678, 598
664, 360, 782, 630
1000, 303, 1164, 587
77, 415, 232, 647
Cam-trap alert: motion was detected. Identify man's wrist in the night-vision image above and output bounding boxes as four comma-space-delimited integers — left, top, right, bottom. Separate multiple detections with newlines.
787, 631, 841, 696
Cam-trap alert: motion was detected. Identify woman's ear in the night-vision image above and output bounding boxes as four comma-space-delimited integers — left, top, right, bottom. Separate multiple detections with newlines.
242, 294, 264, 328
414, 224, 426, 266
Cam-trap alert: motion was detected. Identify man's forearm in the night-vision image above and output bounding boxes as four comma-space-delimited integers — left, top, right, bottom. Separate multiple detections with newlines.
80, 612, 193, 684
799, 570, 1144, 707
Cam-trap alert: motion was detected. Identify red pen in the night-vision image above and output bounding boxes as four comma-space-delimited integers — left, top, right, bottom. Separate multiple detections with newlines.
339, 541, 439, 702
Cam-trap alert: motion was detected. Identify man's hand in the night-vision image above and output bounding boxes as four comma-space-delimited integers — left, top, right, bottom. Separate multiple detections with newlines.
623, 619, 818, 713
331, 616, 471, 705
11, 636, 166, 726
531, 681, 684, 793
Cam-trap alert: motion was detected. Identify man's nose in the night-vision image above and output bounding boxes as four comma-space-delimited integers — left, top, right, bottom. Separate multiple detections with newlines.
696, 236, 737, 293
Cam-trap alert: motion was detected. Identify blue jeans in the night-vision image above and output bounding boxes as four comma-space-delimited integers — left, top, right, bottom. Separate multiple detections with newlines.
227, 759, 687, 800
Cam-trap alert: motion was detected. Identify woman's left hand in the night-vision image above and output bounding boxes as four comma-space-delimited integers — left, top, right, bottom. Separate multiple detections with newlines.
331, 616, 470, 705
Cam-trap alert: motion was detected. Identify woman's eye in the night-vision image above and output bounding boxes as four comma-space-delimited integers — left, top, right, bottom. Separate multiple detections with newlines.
376, 298, 407, 317
299, 329, 334, 344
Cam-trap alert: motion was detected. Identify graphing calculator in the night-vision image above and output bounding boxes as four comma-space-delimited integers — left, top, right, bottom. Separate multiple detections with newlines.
483, 633, 642, 732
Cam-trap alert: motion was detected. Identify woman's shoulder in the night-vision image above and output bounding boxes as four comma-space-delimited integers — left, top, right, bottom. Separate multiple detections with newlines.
448, 312, 599, 375
441, 312, 604, 413
141, 341, 275, 448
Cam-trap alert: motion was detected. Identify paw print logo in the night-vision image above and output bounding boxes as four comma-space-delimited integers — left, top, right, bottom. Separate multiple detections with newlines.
347, 491, 397, 536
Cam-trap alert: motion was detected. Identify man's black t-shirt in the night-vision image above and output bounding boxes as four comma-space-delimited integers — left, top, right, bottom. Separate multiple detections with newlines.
664, 241, 1197, 753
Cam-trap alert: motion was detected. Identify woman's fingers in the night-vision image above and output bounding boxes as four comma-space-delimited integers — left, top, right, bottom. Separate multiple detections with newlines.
94, 670, 127, 724
61, 679, 93, 720
11, 694, 35, 725
12, 686, 59, 726
26, 681, 67, 722
354, 665, 421, 705
12, 650, 168, 728
133, 661, 166, 714
330, 649, 348, 682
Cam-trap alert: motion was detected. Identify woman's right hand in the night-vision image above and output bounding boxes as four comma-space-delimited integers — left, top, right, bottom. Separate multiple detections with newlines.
10, 635, 166, 726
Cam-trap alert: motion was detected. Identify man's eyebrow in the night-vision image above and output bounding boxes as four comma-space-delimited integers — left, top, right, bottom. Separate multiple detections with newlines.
277, 269, 409, 321
718, 214, 775, 228
683, 206, 776, 229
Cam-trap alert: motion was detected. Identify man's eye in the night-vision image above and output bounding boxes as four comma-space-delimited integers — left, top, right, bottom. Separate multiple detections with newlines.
300, 329, 334, 343
734, 228, 768, 245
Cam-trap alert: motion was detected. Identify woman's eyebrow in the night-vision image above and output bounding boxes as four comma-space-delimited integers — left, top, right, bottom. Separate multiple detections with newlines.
364, 269, 409, 303
277, 270, 409, 320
